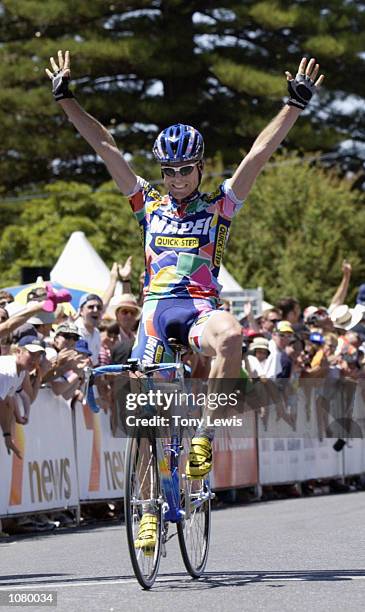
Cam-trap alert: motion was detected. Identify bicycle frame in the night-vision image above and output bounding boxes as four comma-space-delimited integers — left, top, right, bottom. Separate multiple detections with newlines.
87, 353, 213, 586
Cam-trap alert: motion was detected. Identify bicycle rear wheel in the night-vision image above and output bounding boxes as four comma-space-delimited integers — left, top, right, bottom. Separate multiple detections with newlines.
177, 447, 211, 578
124, 433, 162, 589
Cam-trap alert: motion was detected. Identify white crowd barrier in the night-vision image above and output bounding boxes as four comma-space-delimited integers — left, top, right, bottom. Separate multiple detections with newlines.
0, 389, 79, 516
211, 408, 257, 489
73, 401, 127, 501
258, 388, 343, 484
1, 384, 365, 518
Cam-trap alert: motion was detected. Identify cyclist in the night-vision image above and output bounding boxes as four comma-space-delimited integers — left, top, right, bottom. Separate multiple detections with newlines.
46, 51, 324, 551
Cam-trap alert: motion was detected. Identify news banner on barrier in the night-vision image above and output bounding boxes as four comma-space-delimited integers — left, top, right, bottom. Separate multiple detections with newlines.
2, 377, 365, 517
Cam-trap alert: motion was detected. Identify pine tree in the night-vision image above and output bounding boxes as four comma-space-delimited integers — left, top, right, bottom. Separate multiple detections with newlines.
0, 0, 364, 192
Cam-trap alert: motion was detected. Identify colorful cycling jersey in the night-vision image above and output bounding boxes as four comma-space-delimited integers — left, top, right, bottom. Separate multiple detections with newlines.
129, 177, 244, 301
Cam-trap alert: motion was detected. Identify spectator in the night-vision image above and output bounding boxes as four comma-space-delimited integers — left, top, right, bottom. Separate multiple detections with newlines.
259, 308, 282, 338
102, 256, 134, 311
328, 260, 352, 312
1, 300, 54, 343
99, 320, 120, 366
75, 294, 103, 366
264, 320, 295, 378
42, 322, 83, 398
0, 336, 47, 457
304, 306, 334, 333
53, 322, 81, 351
0, 290, 14, 306
110, 293, 141, 342
27, 311, 56, 342
54, 304, 69, 325
276, 298, 300, 325
247, 337, 271, 378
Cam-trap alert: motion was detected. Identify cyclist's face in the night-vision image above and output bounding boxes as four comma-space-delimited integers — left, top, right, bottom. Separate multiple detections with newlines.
161, 162, 200, 200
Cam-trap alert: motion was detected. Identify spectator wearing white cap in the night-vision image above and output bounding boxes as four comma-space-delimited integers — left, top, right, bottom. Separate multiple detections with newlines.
303, 306, 334, 332
0, 336, 47, 458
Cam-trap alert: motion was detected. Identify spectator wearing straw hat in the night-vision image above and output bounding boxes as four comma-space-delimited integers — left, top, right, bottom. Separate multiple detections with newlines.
109, 294, 141, 343
247, 336, 271, 378
330, 304, 365, 354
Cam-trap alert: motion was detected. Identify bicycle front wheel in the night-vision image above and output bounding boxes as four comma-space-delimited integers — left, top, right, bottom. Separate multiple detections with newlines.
177, 473, 211, 578
124, 433, 162, 589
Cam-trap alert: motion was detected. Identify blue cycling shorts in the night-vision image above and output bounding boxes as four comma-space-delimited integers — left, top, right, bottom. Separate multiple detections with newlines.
131, 297, 222, 364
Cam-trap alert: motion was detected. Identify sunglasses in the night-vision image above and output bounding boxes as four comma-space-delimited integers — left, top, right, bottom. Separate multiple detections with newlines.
59, 333, 79, 340
268, 318, 281, 324
161, 163, 197, 177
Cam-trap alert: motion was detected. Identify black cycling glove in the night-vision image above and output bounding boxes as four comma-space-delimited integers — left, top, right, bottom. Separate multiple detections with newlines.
287, 73, 316, 110
52, 71, 74, 102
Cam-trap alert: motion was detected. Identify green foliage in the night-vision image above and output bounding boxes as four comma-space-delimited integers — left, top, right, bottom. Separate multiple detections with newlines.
1, 157, 365, 309
0, 181, 144, 287
0, 0, 364, 193
222, 154, 365, 306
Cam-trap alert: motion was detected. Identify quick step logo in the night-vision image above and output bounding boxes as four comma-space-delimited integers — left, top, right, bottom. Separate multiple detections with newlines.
214, 224, 227, 266
156, 236, 199, 248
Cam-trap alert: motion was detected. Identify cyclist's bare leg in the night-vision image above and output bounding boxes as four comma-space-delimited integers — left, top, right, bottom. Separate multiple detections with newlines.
186, 312, 242, 478
199, 311, 242, 378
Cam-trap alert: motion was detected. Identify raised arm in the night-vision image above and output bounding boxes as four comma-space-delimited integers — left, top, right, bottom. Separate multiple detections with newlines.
229, 57, 324, 201
45, 50, 137, 196
328, 260, 352, 312
0, 301, 44, 340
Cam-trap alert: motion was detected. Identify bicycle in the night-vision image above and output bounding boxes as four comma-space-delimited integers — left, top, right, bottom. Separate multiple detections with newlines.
86, 339, 214, 589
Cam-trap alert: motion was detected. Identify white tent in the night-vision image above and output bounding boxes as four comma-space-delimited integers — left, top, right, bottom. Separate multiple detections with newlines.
218, 264, 271, 315
50, 231, 112, 293
218, 264, 245, 293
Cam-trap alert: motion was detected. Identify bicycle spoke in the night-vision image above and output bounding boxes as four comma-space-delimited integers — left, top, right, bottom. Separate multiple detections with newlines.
125, 435, 162, 589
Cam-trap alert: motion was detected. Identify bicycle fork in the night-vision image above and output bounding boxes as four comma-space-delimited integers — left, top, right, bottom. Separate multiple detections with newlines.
155, 434, 184, 523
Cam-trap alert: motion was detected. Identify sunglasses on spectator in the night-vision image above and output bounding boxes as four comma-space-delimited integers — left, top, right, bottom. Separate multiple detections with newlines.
161, 163, 198, 177
59, 333, 79, 340
278, 332, 293, 338
268, 318, 281, 323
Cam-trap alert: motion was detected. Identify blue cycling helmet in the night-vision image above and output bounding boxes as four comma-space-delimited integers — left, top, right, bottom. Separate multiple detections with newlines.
152, 124, 204, 164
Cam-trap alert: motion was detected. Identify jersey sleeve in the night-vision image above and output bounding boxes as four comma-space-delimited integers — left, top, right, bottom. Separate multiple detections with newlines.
128, 176, 150, 223
128, 177, 164, 224
221, 179, 245, 218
